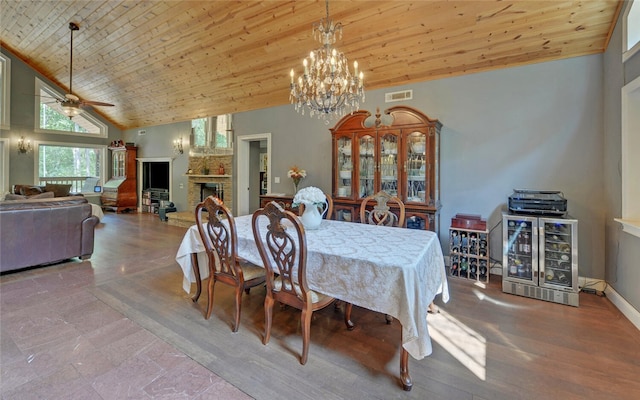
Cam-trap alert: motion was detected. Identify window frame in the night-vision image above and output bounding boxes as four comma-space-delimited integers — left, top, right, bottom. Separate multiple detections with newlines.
623, 0, 640, 62
33, 140, 108, 194
34, 78, 108, 138
0, 53, 10, 130
190, 114, 233, 156
615, 75, 640, 238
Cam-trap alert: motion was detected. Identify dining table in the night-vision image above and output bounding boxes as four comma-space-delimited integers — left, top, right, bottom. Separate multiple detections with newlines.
175, 214, 449, 391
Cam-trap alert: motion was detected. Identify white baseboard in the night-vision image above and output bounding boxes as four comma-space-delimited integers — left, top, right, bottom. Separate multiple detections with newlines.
604, 285, 640, 330
579, 276, 640, 330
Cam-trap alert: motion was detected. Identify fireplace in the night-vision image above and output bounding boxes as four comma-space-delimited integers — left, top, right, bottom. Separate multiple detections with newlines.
200, 182, 224, 202
188, 176, 233, 212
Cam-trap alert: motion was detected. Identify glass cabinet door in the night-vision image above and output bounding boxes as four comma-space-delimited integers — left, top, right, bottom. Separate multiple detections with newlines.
378, 131, 400, 198
356, 133, 375, 198
405, 130, 428, 204
335, 135, 353, 198
113, 151, 125, 177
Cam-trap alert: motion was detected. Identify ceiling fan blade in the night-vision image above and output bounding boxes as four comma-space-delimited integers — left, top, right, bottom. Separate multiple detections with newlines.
81, 100, 114, 107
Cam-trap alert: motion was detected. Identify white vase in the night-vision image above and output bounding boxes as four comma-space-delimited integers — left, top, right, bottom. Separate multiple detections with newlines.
300, 202, 324, 230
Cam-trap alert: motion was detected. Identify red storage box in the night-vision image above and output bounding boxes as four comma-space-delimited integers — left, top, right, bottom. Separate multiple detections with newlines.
451, 213, 487, 230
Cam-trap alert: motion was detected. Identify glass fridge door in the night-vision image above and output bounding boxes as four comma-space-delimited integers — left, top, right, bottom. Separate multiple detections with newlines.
539, 218, 578, 291
503, 214, 538, 284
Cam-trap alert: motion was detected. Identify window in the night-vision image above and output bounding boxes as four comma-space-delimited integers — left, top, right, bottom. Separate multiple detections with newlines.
623, 0, 640, 61
0, 53, 10, 129
34, 78, 107, 137
190, 114, 233, 155
616, 75, 640, 238
36, 142, 106, 194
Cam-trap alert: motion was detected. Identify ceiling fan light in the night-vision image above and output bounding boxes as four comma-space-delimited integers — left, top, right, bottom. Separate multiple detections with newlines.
61, 103, 83, 118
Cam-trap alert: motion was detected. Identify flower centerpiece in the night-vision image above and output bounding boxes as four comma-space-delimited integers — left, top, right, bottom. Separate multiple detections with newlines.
293, 186, 327, 230
287, 165, 306, 193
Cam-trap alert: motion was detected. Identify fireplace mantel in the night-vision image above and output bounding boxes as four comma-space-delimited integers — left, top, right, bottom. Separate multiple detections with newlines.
186, 174, 231, 179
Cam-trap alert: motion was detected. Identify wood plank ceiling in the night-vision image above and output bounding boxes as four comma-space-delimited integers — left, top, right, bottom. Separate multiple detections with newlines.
0, 0, 622, 130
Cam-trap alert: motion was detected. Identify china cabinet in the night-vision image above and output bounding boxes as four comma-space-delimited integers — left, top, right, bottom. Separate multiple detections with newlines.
102, 145, 137, 213
330, 106, 442, 231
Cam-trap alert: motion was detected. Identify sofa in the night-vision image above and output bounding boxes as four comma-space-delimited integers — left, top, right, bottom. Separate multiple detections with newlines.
0, 196, 99, 273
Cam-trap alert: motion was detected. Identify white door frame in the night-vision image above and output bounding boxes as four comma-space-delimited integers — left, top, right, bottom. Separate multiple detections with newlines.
136, 157, 173, 211
237, 133, 271, 216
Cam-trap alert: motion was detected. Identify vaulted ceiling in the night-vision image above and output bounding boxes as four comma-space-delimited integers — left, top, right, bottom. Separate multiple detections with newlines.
1, 0, 622, 130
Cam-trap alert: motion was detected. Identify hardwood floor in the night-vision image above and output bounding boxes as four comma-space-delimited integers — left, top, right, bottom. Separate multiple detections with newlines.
2, 212, 639, 399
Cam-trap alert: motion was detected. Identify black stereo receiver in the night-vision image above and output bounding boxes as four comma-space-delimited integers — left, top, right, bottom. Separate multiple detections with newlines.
508, 189, 567, 216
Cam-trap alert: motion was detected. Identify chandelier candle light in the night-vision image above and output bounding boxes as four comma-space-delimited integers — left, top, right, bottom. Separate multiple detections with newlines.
288, 166, 306, 194
289, 0, 364, 123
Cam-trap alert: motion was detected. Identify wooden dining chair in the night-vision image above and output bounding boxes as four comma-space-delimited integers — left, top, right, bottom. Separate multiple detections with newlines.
360, 191, 405, 324
298, 191, 333, 219
252, 201, 353, 365
195, 196, 266, 331
360, 190, 405, 227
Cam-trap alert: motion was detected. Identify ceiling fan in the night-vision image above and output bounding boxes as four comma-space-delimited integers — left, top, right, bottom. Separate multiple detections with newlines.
58, 22, 114, 118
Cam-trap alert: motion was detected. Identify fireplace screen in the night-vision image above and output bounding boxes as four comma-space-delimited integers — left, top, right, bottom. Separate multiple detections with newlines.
200, 182, 223, 202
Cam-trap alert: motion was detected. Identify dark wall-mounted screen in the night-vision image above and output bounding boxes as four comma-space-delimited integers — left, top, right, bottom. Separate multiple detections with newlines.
143, 162, 170, 190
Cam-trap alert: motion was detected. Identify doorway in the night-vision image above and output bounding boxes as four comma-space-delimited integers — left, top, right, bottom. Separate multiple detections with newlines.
237, 133, 271, 216
137, 157, 173, 210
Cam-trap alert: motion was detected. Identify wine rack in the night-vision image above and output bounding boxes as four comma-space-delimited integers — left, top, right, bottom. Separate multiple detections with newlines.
449, 227, 490, 283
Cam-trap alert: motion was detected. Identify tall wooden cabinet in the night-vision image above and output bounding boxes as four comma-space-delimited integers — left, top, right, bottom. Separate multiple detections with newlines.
102, 145, 137, 213
330, 106, 442, 231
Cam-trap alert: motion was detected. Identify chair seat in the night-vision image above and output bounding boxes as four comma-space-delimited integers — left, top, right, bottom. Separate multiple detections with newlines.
239, 261, 266, 281
273, 276, 331, 304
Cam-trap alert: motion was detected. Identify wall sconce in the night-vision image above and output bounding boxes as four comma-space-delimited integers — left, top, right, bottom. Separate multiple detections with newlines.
173, 137, 184, 155
17, 136, 32, 154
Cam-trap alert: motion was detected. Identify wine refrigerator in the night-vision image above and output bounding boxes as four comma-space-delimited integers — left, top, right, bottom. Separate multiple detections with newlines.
502, 213, 579, 307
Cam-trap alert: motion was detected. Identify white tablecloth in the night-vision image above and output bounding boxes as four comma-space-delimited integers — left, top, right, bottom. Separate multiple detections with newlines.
175, 215, 449, 360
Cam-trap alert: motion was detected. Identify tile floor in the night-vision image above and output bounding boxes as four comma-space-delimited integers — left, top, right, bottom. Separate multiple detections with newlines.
0, 231, 251, 400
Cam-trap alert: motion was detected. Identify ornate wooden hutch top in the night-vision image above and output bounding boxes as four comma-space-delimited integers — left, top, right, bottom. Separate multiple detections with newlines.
330, 105, 442, 231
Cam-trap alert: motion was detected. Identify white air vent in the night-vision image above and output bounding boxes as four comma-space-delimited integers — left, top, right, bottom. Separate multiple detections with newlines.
385, 90, 413, 103
138, 130, 146, 135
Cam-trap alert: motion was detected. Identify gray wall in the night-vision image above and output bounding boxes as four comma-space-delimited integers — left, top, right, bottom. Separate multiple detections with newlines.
234, 55, 606, 283
603, 8, 640, 311
0, 47, 121, 186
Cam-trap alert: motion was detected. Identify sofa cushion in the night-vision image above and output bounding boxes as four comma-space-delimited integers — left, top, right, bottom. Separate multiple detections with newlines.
30, 191, 55, 200
15, 185, 44, 196
44, 183, 72, 197
5, 193, 26, 200
5, 191, 56, 201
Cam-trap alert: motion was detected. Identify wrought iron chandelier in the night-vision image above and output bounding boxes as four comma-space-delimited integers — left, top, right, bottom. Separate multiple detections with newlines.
289, 0, 364, 123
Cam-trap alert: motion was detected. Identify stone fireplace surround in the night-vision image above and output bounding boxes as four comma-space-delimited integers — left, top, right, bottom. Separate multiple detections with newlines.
187, 155, 233, 212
